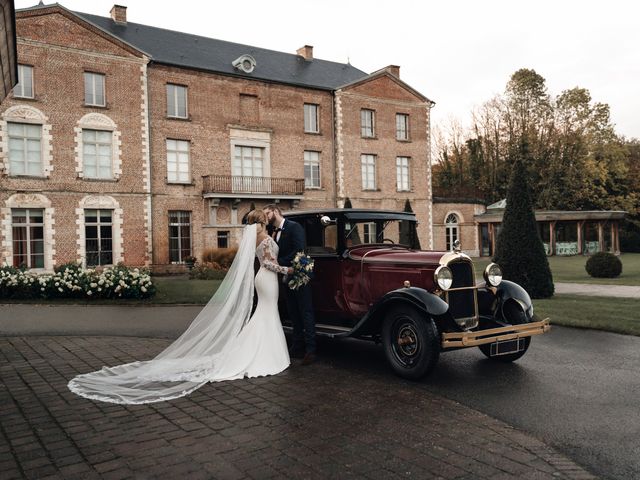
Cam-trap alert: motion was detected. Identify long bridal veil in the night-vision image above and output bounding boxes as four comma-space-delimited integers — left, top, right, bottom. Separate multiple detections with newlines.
68, 223, 259, 404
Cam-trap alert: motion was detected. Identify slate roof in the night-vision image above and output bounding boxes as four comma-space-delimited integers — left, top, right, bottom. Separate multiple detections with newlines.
73, 10, 369, 91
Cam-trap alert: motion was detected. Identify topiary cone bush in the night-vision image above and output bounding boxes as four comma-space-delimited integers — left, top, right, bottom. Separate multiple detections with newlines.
492, 142, 554, 299
585, 252, 622, 278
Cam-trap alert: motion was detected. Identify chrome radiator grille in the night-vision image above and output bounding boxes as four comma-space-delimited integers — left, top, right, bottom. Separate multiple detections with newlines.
445, 261, 477, 325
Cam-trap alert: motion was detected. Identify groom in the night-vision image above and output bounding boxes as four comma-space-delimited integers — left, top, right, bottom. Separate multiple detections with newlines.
263, 204, 316, 365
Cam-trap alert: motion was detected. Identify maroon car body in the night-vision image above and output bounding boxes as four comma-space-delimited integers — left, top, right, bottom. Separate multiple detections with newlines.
281, 209, 550, 378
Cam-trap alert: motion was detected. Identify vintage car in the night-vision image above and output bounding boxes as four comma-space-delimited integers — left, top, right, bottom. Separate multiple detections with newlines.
280, 208, 550, 379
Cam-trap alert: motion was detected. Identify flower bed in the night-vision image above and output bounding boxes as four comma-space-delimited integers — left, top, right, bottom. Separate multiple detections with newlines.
0, 263, 156, 300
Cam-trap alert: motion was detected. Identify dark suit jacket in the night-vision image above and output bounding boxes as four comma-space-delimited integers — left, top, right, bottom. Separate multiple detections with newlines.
276, 219, 305, 267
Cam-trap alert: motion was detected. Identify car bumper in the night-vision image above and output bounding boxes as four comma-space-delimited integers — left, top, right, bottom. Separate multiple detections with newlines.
441, 318, 550, 349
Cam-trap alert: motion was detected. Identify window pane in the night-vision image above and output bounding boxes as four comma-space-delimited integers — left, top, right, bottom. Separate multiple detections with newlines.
25, 124, 41, 138
167, 84, 187, 117
28, 209, 44, 224
15, 65, 34, 97
85, 225, 98, 239
167, 85, 175, 115
396, 114, 409, 140
177, 86, 187, 117
84, 73, 93, 104
95, 74, 105, 105
97, 130, 111, 142
12, 210, 27, 224
304, 103, 318, 132
100, 211, 112, 223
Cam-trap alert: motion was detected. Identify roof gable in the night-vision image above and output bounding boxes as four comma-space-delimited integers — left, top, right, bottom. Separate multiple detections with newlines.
339, 69, 433, 104
16, 4, 143, 58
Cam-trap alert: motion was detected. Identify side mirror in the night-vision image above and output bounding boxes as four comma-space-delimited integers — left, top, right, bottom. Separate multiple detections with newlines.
320, 215, 336, 226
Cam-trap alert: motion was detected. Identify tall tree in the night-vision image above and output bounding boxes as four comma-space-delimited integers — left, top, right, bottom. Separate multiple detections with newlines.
493, 142, 554, 299
432, 68, 639, 220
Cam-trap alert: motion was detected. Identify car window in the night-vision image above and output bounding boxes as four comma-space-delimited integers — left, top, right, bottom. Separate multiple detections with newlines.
345, 220, 410, 247
303, 218, 337, 254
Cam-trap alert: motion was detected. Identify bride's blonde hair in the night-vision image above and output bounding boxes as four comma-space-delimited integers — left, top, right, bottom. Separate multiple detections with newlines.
247, 209, 266, 226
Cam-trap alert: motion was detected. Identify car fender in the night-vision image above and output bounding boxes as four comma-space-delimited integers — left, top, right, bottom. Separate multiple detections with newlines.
348, 287, 459, 337
478, 280, 534, 322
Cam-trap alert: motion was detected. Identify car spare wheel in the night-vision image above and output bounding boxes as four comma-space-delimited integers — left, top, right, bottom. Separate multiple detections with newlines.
382, 305, 440, 379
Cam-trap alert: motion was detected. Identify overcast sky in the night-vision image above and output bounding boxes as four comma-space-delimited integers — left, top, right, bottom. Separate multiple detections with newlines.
15, 0, 640, 139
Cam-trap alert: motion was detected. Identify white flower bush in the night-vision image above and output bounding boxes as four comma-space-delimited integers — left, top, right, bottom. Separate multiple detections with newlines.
0, 263, 156, 299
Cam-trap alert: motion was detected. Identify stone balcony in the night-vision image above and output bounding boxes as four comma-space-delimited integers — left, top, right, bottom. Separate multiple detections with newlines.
202, 174, 305, 205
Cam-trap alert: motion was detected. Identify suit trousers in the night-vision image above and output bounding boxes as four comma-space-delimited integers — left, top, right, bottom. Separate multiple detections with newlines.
285, 284, 316, 354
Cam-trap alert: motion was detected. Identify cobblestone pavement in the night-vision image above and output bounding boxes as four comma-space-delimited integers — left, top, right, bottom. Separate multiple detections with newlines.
0, 336, 597, 480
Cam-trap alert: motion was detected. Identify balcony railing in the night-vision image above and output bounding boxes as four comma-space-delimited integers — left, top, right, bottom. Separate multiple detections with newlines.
202, 175, 305, 196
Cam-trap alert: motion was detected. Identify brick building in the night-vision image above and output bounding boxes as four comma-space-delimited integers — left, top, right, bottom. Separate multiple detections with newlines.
0, 3, 434, 272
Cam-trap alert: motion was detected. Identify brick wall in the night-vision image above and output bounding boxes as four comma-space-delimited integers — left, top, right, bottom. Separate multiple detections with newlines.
2, 6, 436, 270
0, 8, 149, 269
146, 65, 337, 262
335, 72, 433, 248
432, 201, 487, 256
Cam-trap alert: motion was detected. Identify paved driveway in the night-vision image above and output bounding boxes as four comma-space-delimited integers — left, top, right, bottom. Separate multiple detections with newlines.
0, 304, 595, 479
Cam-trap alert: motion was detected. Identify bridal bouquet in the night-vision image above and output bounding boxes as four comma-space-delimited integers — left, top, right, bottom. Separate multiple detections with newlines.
287, 252, 314, 290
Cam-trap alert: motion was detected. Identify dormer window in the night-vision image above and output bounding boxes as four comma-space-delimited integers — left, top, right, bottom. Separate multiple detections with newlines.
232, 54, 256, 74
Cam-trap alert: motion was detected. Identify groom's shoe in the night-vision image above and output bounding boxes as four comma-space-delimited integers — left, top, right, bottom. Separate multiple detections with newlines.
301, 352, 316, 366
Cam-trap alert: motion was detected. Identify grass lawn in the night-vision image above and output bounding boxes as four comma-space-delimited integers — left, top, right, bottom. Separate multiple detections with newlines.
534, 294, 640, 337
472, 253, 640, 286
150, 276, 221, 304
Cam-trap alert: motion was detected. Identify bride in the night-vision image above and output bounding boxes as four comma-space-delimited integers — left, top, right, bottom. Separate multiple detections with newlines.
68, 210, 291, 404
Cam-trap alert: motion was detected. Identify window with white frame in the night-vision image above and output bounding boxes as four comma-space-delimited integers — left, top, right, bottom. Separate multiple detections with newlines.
396, 156, 410, 191
14, 65, 33, 98
304, 150, 320, 188
233, 146, 264, 178
85, 209, 113, 267
304, 103, 319, 133
167, 84, 188, 118
361, 154, 376, 190
363, 222, 377, 244
445, 213, 459, 251
8, 122, 42, 176
396, 113, 409, 140
166, 139, 190, 183
82, 129, 113, 179
84, 72, 105, 106
169, 210, 192, 263
361, 109, 375, 137
11, 209, 44, 268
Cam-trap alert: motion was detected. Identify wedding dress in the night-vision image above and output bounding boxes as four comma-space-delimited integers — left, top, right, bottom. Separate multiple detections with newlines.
68, 224, 290, 404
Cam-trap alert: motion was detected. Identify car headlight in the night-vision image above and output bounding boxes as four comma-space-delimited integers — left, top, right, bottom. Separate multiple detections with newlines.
484, 263, 502, 287
434, 265, 453, 291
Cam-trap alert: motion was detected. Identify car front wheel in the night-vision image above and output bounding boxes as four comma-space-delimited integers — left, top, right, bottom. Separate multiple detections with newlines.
382, 305, 440, 379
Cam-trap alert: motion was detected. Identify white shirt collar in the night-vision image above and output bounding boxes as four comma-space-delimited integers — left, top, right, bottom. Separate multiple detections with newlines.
277, 218, 285, 229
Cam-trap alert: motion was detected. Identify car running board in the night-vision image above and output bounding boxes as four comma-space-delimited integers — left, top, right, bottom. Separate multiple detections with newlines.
282, 323, 353, 338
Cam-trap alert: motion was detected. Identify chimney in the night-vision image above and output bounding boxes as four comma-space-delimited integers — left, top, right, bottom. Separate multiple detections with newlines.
110, 5, 127, 24
385, 65, 400, 78
296, 45, 313, 61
